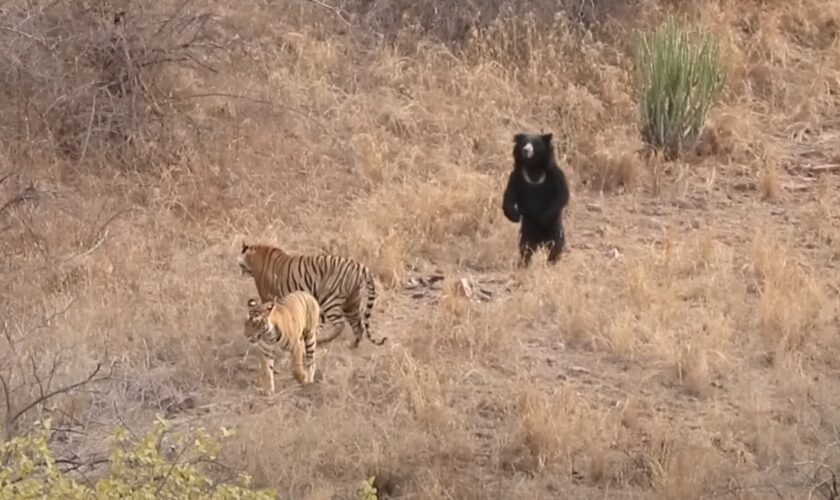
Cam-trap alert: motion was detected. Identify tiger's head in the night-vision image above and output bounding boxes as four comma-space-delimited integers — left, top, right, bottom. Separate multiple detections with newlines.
244, 297, 278, 344
238, 242, 289, 279
238, 242, 256, 278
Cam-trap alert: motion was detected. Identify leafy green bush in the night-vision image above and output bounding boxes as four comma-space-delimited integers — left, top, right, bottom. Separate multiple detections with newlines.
635, 19, 725, 160
0, 417, 277, 499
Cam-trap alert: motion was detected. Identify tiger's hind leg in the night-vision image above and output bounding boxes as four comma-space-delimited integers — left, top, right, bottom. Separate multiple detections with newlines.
321, 304, 352, 347
341, 293, 365, 348
315, 322, 344, 344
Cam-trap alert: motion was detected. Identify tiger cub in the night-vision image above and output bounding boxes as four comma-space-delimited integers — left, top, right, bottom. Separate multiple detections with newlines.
238, 242, 387, 348
243, 291, 321, 395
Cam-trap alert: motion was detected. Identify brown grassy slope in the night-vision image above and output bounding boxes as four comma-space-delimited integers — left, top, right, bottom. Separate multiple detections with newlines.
2, 0, 840, 498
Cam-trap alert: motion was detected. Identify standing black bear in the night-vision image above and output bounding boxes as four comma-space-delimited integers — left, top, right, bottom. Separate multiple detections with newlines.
502, 132, 571, 267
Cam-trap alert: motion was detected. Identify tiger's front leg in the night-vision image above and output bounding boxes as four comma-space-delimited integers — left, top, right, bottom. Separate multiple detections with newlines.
259, 355, 275, 396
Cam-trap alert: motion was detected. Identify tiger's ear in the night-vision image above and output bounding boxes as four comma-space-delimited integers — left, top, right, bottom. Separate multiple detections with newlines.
247, 298, 258, 308
241, 242, 249, 253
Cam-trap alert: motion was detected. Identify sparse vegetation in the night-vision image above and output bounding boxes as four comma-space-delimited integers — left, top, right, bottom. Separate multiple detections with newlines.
2, 0, 840, 498
0, 418, 275, 499
635, 19, 726, 160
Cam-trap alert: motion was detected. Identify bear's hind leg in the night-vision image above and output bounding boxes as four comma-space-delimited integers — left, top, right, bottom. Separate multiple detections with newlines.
518, 236, 536, 268
546, 223, 566, 265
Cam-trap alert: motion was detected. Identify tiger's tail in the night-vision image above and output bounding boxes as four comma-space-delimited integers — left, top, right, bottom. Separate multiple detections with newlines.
362, 266, 387, 346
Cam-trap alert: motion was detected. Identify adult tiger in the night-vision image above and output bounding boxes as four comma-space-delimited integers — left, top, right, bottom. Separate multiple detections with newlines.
238, 242, 387, 348
243, 292, 320, 395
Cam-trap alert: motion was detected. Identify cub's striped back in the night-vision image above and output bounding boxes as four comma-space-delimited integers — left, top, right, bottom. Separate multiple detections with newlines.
244, 291, 321, 395
238, 243, 386, 348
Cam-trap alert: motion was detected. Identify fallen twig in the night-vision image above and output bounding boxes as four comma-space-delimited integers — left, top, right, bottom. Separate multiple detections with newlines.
166, 92, 329, 133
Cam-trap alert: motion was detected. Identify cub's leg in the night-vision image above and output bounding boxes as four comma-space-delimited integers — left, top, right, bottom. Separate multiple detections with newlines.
290, 339, 308, 385
303, 327, 317, 383
259, 355, 275, 396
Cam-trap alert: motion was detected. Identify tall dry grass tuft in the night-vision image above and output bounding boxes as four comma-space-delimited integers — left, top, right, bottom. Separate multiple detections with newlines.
758, 156, 782, 202
745, 233, 829, 358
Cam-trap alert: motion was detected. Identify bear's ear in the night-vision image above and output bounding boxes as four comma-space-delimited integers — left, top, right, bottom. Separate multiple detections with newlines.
541, 133, 553, 144
513, 133, 526, 144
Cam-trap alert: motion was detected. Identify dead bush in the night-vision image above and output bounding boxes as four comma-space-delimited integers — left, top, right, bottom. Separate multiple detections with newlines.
0, 0, 222, 167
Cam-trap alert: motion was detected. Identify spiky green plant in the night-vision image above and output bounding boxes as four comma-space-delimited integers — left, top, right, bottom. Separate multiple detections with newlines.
635, 19, 725, 160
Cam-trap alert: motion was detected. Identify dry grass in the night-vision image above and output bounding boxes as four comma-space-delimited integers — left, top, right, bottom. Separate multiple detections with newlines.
2, 0, 840, 498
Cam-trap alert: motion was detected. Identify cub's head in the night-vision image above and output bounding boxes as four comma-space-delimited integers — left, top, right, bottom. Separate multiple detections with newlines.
512, 132, 554, 170
244, 297, 274, 343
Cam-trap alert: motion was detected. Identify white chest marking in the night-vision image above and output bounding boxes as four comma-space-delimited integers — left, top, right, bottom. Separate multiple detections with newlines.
522, 170, 546, 185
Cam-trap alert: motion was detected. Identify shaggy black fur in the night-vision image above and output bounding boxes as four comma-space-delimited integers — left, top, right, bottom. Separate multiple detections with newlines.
502, 132, 571, 267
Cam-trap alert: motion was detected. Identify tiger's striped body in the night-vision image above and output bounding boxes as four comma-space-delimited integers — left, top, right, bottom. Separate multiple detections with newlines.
238, 243, 387, 348
243, 291, 321, 395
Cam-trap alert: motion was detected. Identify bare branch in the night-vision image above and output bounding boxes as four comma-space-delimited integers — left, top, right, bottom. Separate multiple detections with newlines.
5, 362, 111, 440
0, 171, 14, 187
0, 373, 12, 435
29, 354, 45, 401
79, 93, 96, 163
0, 26, 48, 49
0, 185, 39, 219
155, 439, 192, 496
27, 297, 76, 337
167, 92, 329, 133
305, 0, 353, 27
54, 456, 109, 477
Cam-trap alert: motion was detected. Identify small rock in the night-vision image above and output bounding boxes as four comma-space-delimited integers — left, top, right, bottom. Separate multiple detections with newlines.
453, 278, 474, 298
568, 366, 591, 376
608, 247, 622, 260
586, 203, 603, 213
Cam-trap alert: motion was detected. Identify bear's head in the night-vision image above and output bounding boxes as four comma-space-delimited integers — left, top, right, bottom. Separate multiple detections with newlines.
512, 132, 554, 183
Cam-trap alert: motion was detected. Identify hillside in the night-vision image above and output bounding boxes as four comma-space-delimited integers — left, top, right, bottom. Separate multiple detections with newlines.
2, 0, 840, 498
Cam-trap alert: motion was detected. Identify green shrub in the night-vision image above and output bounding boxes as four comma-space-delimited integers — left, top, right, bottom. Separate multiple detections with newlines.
0, 417, 277, 499
359, 476, 379, 500
635, 19, 725, 160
